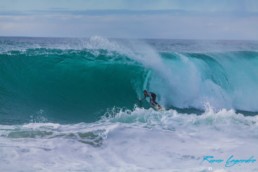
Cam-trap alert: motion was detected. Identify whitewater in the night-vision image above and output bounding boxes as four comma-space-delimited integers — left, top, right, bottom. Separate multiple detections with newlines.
0, 36, 258, 172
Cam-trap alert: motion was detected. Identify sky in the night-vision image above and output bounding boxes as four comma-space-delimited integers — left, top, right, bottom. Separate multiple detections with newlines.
0, 0, 258, 40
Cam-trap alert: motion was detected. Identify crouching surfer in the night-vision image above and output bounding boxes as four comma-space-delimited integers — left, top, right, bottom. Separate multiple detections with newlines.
141, 90, 162, 110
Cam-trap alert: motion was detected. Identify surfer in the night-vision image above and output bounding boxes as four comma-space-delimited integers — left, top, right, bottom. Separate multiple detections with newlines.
142, 90, 161, 108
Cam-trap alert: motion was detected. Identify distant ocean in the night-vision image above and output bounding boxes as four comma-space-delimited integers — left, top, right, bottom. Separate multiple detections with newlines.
0, 36, 258, 171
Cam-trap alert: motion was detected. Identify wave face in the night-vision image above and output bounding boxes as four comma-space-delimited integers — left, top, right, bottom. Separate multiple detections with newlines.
0, 48, 145, 123
0, 37, 258, 123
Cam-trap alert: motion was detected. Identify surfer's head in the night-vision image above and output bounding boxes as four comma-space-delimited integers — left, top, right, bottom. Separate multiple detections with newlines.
144, 90, 148, 96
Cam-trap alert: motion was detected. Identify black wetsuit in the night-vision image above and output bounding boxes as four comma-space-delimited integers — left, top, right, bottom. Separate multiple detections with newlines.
145, 92, 158, 105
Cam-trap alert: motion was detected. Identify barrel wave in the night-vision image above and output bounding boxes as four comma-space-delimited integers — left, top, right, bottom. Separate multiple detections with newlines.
0, 37, 258, 124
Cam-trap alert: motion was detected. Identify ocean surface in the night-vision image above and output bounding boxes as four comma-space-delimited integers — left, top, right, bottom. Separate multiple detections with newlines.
0, 36, 258, 172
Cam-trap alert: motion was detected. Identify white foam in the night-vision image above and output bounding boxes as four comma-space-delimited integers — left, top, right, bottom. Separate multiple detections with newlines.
0, 108, 258, 171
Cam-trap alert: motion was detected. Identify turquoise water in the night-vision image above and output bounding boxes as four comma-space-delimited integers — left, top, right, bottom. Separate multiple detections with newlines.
0, 48, 145, 123
0, 37, 258, 171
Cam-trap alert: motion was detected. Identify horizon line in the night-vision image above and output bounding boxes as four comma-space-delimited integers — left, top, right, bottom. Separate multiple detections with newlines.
1, 35, 258, 42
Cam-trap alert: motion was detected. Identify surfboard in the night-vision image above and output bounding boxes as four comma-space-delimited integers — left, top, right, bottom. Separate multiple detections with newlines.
152, 104, 164, 111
